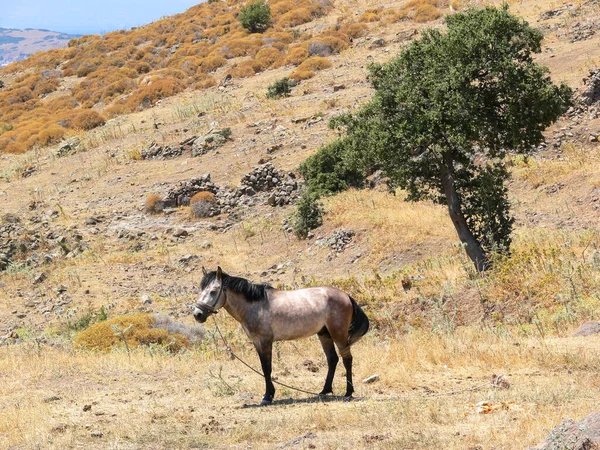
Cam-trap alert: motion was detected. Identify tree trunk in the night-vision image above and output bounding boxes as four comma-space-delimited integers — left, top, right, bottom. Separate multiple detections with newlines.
440, 154, 488, 272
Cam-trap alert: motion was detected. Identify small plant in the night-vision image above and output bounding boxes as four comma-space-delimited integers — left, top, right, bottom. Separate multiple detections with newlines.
74, 313, 199, 353
145, 194, 164, 214
266, 77, 295, 99
190, 191, 217, 218
239, 1, 271, 33
293, 190, 323, 239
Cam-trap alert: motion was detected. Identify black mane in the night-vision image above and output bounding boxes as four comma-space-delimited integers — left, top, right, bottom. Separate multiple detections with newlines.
201, 271, 272, 302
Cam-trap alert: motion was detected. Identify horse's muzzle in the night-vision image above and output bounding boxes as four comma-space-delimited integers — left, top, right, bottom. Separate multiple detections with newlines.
193, 307, 208, 323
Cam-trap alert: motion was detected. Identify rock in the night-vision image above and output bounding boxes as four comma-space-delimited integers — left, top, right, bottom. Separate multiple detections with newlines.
141, 294, 152, 305
56, 138, 82, 157
531, 412, 600, 450
33, 272, 47, 284
573, 321, 600, 337
370, 38, 386, 48
178, 254, 198, 265
141, 142, 183, 160
580, 68, 600, 106
363, 374, 379, 384
83, 404, 92, 412
173, 229, 188, 238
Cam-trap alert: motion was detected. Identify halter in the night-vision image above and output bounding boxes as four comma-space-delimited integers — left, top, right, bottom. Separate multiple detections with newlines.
196, 283, 226, 316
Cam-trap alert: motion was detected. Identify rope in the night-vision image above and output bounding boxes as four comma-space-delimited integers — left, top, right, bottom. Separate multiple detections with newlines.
210, 316, 499, 402
211, 316, 321, 396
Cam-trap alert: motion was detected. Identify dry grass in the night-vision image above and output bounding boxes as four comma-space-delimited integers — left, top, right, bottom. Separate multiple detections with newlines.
1, 327, 600, 449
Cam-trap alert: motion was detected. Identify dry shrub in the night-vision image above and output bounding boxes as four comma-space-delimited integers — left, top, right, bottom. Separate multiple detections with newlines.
340, 23, 369, 39
70, 110, 106, 130
284, 47, 309, 66
358, 9, 382, 22
46, 96, 79, 112
413, 4, 442, 22
37, 125, 67, 145
127, 78, 185, 110
381, 8, 409, 23
200, 55, 227, 73
278, 8, 313, 27
73, 313, 193, 353
255, 47, 282, 69
229, 60, 261, 77
145, 194, 164, 214
297, 56, 331, 71
290, 68, 315, 81
192, 75, 217, 89
190, 191, 217, 218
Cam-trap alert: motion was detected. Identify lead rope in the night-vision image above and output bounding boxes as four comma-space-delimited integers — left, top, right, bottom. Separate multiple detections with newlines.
211, 316, 321, 397
210, 316, 499, 402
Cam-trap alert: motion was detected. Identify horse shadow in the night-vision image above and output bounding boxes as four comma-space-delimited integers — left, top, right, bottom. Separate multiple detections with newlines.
238, 395, 365, 408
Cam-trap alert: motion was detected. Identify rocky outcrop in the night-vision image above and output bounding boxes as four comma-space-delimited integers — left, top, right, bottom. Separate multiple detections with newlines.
580, 68, 600, 106
531, 412, 600, 450
238, 163, 300, 207
164, 174, 219, 207
573, 321, 600, 337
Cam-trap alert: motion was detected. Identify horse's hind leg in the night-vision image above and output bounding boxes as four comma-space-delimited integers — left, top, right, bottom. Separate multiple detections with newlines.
337, 345, 354, 400
317, 327, 339, 396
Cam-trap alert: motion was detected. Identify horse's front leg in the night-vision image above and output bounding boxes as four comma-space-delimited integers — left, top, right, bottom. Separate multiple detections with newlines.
254, 338, 275, 406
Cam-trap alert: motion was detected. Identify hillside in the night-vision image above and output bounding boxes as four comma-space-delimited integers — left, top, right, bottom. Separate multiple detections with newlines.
0, 28, 79, 67
1, 0, 600, 448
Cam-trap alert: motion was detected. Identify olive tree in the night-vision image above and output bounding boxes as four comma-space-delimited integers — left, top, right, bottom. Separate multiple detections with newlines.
299, 5, 572, 271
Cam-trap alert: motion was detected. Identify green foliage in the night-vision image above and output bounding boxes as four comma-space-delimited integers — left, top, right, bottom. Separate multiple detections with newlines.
215, 127, 232, 139
239, 1, 271, 33
299, 5, 572, 267
299, 138, 367, 196
266, 77, 294, 99
293, 190, 324, 239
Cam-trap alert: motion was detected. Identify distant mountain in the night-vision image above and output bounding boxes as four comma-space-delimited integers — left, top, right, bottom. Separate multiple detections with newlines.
0, 27, 81, 67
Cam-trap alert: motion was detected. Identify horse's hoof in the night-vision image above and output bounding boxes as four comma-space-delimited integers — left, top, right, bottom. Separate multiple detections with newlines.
318, 390, 333, 397
260, 399, 272, 406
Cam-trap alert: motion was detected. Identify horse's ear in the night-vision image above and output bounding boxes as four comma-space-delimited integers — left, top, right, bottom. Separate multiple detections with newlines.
202, 266, 207, 276
216, 266, 222, 281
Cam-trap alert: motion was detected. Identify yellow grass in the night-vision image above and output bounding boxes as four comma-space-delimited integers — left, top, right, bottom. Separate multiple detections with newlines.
1, 328, 600, 449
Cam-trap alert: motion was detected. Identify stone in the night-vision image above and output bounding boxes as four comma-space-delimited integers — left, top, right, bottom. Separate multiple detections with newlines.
141, 294, 153, 305
370, 38, 386, 48
573, 321, 600, 337
363, 374, 379, 384
531, 412, 600, 450
173, 229, 188, 238
33, 272, 47, 284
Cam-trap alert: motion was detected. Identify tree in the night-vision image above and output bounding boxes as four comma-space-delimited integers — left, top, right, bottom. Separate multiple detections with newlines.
239, 1, 271, 34
299, 5, 572, 271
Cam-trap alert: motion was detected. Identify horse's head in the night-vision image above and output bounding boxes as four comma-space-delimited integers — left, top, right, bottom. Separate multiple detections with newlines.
193, 266, 226, 323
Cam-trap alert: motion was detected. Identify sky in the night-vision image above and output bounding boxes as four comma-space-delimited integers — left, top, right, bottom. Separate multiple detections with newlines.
1, 0, 203, 35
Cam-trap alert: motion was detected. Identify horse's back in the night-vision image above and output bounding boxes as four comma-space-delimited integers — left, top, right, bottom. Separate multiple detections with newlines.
268, 286, 353, 341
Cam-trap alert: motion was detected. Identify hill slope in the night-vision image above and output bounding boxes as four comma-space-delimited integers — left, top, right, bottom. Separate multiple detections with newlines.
0, 27, 79, 67
0, 0, 600, 448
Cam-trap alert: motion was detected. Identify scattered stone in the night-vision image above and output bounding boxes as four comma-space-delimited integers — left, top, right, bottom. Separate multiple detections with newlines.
319, 229, 355, 253
83, 404, 92, 412
395, 29, 417, 42
141, 294, 153, 305
55, 138, 82, 157
141, 142, 183, 160
164, 173, 219, 207
238, 163, 300, 207
43, 396, 61, 403
363, 374, 380, 384
531, 412, 600, 450
491, 374, 510, 389
22, 166, 36, 178
370, 37, 386, 48
178, 254, 198, 265
192, 129, 232, 157
173, 229, 189, 238
580, 68, 600, 106
33, 272, 47, 284
573, 321, 600, 337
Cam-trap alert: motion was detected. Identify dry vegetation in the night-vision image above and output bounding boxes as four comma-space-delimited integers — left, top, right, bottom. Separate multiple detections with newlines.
1, 0, 600, 448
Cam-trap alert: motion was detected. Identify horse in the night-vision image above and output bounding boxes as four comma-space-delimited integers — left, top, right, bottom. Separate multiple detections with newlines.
193, 266, 370, 406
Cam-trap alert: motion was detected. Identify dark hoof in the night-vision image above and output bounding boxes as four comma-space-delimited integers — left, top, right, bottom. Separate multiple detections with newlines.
318, 390, 333, 397
260, 398, 272, 406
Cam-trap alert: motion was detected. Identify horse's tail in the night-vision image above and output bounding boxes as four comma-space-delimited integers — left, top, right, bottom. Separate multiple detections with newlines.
348, 296, 369, 346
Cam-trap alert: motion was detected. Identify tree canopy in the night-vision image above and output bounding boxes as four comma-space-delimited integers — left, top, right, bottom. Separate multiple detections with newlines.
298, 5, 572, 270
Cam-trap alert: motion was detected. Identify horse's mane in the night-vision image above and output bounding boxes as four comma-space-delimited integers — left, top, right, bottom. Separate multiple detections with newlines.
201, 271, 272, 302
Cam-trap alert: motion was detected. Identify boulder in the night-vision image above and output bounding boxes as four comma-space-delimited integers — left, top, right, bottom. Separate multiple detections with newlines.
572, 322, 600, 337
531, 412, 600, 450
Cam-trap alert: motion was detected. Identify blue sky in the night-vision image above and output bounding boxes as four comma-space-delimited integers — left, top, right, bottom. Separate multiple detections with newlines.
1, 0, 203, 35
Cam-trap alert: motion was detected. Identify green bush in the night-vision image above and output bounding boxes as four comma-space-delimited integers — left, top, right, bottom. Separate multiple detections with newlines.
239, 1, 271, 33
293, 190, 323, 239
266, 77, 295, 99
